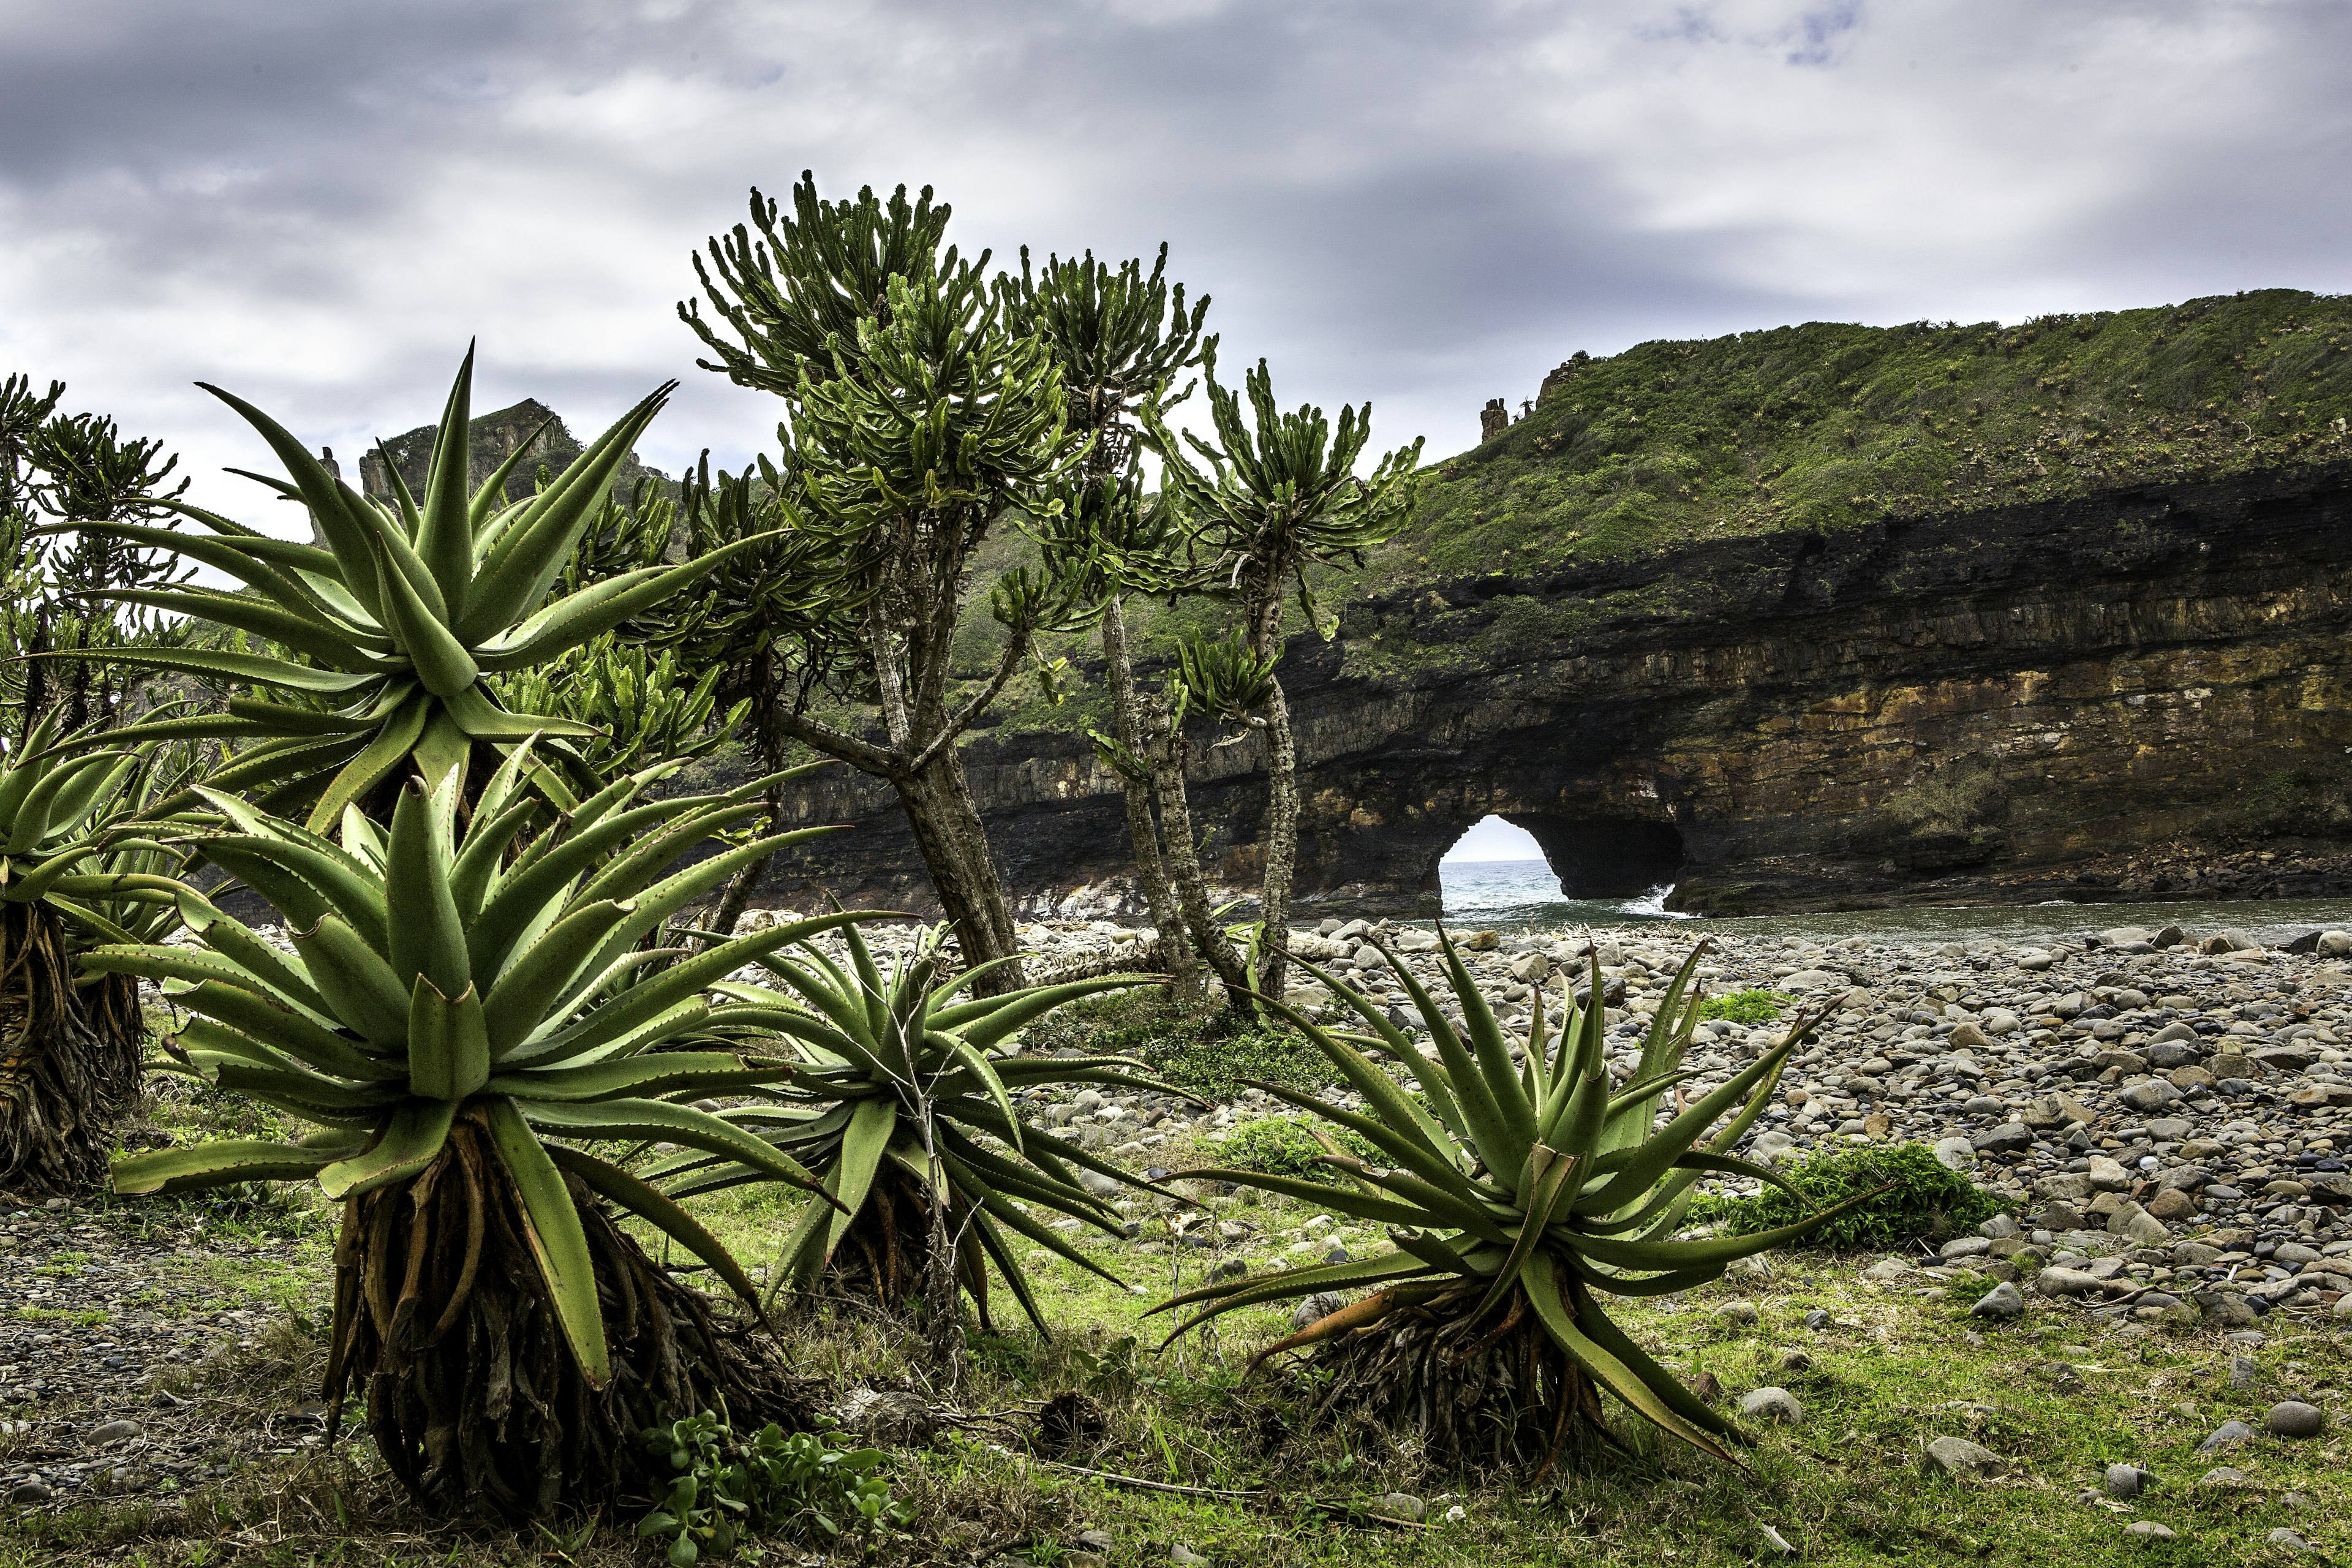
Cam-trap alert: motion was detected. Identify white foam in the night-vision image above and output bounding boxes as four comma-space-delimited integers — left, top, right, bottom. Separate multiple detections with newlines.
1616, 883, 1694, 919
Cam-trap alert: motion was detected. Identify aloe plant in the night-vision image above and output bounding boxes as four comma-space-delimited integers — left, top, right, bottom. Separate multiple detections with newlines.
49, 347, 774, 827
1151, 934, 1871, 1472
658, 922, 1177, 1346
95, 751, 873, 1519
0, 710, 189, 1192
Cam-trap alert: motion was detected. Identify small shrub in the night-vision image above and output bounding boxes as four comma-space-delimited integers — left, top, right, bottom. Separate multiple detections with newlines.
1689, 1142, 1999, 1251
1700, 989, 1789, 1025
638, 1411, 908, 1563
1149, 1023, 1333, 1096
1204, 1116, 1380, 1183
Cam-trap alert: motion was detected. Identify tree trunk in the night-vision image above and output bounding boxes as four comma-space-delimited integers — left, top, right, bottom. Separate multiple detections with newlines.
892, 755, 1025, 992
1100, 597, 1200, 1010
917, 1117, 967, 1395
1255, 670, 1298, 1000
1144, 690, 1250, 997
0, 900, 136, 1197
708, 785, 784, 937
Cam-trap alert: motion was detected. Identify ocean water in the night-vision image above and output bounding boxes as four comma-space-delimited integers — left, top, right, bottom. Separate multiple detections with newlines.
1438, 858, 1690, 929
1436, 856, 2352, 949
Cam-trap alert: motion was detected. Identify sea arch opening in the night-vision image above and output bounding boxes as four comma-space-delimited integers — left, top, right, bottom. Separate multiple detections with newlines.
1437, 815, 1556, 922
1435, 811, 1687, 920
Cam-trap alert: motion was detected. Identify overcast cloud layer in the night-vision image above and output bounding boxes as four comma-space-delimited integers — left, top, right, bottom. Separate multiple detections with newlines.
4, 0, 2348, 524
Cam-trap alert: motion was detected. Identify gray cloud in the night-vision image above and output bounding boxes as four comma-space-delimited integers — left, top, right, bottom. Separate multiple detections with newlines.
4, 0, 2347, 528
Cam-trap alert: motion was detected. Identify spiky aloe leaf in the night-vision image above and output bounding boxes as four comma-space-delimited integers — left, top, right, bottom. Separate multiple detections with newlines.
484, 1096, 609, 1387
113, 1134, 362, 1197
319, 1099, 460, 1200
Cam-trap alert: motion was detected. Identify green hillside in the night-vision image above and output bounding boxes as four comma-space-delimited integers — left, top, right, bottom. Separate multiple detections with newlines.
1390, 287, 2352, 578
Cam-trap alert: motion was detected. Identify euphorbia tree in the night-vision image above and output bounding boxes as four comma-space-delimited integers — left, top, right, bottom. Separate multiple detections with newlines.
680, 175, 1085, 992
1145, 354, 1422, 998
1001, 247, 1223, 1006
0, 370, 195, 736
100, 753, 873, 1519
56, 347, 774, 824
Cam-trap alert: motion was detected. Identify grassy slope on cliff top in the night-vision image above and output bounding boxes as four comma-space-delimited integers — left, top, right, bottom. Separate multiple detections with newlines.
1384, 286, 2352, 580
973, 288, 2352, 737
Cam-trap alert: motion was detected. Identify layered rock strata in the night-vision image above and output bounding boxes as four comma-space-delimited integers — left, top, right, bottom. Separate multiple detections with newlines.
761, 462, 2352, 919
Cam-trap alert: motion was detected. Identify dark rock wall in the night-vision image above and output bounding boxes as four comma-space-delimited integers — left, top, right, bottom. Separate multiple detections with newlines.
757, 464, 2352, 919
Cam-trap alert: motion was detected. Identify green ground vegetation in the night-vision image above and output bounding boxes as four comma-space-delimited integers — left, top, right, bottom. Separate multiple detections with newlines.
1699, 990, 1790, 1025
1024, 992, 1338, 1099
7, 1082, 2343, 1567
1202, 1117, 1382, 1184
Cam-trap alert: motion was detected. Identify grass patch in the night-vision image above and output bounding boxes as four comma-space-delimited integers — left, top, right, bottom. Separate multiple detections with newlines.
16, 1307, 108, 1327
1691, 1142, 2001, 1250
1699, 989, 1789, 1024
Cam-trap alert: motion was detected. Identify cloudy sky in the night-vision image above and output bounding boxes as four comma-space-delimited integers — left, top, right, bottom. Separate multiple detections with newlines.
5, 0, 2348, 522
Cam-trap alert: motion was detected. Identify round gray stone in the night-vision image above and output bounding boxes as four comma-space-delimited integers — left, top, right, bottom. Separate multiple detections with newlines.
2196, 1419, 2258, 1453
1738, 1386, 1804, 1425
1923, 1434, 2005, 1478
2266, 1401, 2325, 1439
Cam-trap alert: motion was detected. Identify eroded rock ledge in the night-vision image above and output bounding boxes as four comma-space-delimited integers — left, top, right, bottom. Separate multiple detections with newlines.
756, 462, 2352, 919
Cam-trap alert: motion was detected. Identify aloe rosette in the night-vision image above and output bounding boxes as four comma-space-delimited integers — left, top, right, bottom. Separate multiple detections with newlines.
1151, 933, 1871, 1469
49, 347, 775, 827
94, 751, 873, 1517
657, 921, 1178, 1330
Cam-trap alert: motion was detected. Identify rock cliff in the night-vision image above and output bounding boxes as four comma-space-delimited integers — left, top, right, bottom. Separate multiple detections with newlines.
756, 461, 2352, 919
358, 398, 671, 508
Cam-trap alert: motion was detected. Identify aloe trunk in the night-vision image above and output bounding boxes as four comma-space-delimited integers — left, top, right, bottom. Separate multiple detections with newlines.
1100, 596, 1200, 1009
0, 903, 140, 1194
330, 1109, 813, 1518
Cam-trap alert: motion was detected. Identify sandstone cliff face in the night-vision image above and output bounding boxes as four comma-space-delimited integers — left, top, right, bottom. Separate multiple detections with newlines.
753, 463, 2352, 920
